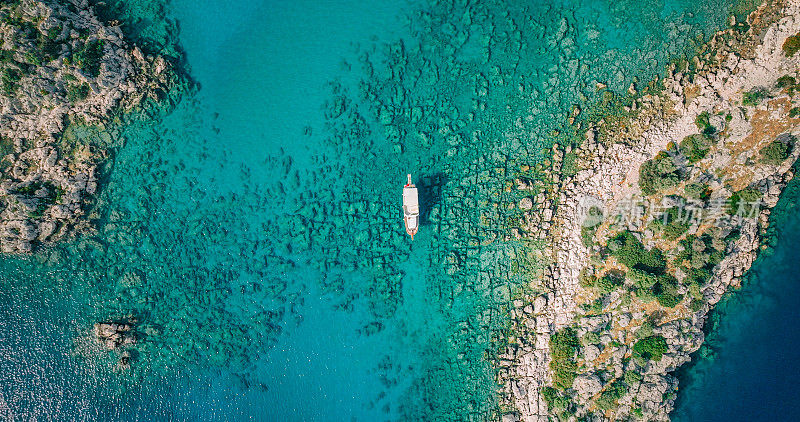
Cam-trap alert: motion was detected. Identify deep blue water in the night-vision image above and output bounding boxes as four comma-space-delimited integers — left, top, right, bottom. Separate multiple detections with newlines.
0, 0, 776, 420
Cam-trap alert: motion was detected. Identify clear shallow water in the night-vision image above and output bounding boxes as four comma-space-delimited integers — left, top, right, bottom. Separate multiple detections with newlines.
0, 0, 749, 420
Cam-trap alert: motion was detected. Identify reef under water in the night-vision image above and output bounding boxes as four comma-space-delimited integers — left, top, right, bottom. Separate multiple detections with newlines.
0, 0, 753, 420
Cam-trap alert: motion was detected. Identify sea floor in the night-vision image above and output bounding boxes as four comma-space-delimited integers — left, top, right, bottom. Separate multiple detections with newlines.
0, 0, 769, 420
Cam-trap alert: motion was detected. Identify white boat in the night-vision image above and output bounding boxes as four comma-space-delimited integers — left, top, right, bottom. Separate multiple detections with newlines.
403, 174, 420, 240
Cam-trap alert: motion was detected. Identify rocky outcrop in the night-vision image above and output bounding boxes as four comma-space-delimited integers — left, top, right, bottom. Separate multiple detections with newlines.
500, 1, 800, 420
93, 320, 137, 369
0, 0, 175, 253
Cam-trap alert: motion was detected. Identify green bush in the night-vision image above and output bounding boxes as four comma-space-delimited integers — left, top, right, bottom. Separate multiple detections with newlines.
655, 283, 682, 308
633, 335, 668, 361
597, 270, 625, 294
608, 231, 666, 274
777, 75, 797, 88
631, 270, 682, 307
639, 152, 687, 195
791, 107, 800, 118
759, 135, 794, 165
623, 370, 643, 386
541, 386, 569, 411
550, 328, 580, 390
742, 87, 768, 106
728, 187, 762, 215
66, 83, 90, 103
635, 320, 655, 339
783, 32, 800, 57
581, 225, 596, 248
685, 182, 711, 201
71, 40, 105, 78
595, 380, 626, 411
561, 151, 578, 177
694, 112, 716, 135
676, 234, 724, 288
690, 300, 705, 312
628, 268, 658, 290
1, 67, 22, 94
679, 134, 713, 163
650, 206, 691, 240
579, 267, 596, 288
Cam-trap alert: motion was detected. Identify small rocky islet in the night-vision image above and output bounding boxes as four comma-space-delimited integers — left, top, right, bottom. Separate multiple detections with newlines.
2, 0, 800, 420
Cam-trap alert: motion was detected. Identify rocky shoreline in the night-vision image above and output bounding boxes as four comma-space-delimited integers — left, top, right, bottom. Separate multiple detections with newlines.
0, 0, 174, 253
500, 1, 800, 420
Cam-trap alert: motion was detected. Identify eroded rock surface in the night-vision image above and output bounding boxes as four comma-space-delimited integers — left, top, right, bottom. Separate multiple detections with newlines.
0, 0, 174, 252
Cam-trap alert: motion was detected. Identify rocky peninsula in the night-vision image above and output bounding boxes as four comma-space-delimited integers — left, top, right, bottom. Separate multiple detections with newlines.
500, 1, 800, 420
0, 0, 173, 253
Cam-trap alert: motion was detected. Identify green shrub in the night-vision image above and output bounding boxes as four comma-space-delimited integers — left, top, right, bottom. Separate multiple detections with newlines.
742, 87, 768, 106
728, 187, 762, 215
561, 151, 578, 177
679, 134, 713, 163
639, 152, 687, 195
694, 112, 716, 135
12, 181, 43, 196
541, 387, 568, 411
587, 297, 605, 313
655, 288, 682, 308
1, 67, 22, 94
628, 268, 658, 290
608, 231, 666, 274
777, 75, 797, 88
635, 288, 657, 303
71, 40, 105, 78
633, 335, 668, 361
791, 107, 800, 118
783, 32, 800, 57
0, 49, 13, 64
550, 328, 580, 390
579, 267, 596, 288
623, 370, 643, 386
66, 83, 90, 103
631, 270, 682, 307
650, 205, 691, 240
676, 234, 724, 287
595, 380, 626, 411
581, 225, 596, 248
635, 320, 655, 339
759, 135, 794, 165
685, 182, 711, 201
597, 270, 625, 294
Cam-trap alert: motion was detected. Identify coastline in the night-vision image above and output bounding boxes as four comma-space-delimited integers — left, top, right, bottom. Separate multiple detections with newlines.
500, 1, 800, 420
0, 0, 797, 420
0, 0, 175, 253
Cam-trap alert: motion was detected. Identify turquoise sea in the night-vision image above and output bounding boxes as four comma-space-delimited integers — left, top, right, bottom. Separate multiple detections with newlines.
0, 0, 789, 420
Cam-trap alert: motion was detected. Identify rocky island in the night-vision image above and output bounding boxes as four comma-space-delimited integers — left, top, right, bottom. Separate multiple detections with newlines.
499, 1, 800, 420
0, 0, 173, 253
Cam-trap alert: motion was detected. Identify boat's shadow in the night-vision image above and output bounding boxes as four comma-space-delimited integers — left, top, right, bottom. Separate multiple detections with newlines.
417, 172, 448, 227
